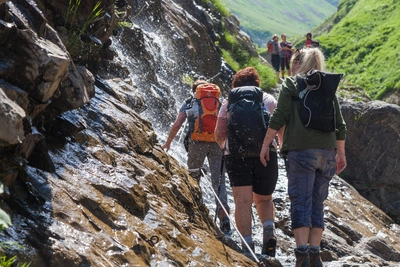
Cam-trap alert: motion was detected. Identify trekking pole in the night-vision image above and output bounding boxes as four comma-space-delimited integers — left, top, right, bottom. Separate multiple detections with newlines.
207, 72, 221, 82
214, 156, 225, 222
198, 168, 266, 267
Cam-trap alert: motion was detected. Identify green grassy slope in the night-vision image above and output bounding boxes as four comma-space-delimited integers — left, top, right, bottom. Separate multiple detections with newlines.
317, 0, 400, 99
220, 0, 338, 46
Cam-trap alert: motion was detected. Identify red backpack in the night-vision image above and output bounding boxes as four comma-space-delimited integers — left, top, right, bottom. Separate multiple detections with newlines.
190, 83, 221, 142
267, 41, 274, 53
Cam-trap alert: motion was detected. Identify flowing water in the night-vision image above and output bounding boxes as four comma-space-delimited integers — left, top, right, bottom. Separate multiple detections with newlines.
110, 27, 299, 265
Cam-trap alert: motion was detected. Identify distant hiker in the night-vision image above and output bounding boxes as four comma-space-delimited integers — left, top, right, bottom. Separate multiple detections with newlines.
280, 33, 293, 79
260, 48, 347, 267
305, 32, 320, 48
162, 79, 231, 234
267, 34, 281, 81
305, 32, 313, 47
215, 67, 280, 257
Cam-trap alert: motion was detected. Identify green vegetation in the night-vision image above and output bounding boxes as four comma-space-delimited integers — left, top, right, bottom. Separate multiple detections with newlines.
0, 183, 30, 267
220, 30, 276, 91
317, 0, 400, 99
200, 0, 231, 17
64, 0, 104, 59
219, 0, 337, 46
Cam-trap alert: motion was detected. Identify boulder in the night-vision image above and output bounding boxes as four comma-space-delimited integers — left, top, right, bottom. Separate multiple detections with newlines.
341, 99, 400, 223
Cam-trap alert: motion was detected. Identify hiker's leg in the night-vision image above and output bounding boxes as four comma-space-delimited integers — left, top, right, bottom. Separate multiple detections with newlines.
252, 151, 278, 222
280, 57, 285, 78
253, 152, 278, 256
310, 149, 335, 246
225, 156, 253, 238
253, 193, 274, 222
309, 228, 323, 247
232, 185, 253, 237
294, 227, 311, 246
206, 142, 229, 217
286, 150, 318, 245
187, 141, 208, 171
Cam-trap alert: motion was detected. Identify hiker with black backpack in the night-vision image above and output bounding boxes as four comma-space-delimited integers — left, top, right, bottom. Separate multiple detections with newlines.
162, 79, 231, 234
260, 48, 347, 267
215, 67, 280, 257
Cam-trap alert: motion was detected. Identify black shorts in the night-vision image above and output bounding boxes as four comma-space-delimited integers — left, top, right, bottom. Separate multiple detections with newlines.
225, 151, 278, 195
280, 57, 291, 71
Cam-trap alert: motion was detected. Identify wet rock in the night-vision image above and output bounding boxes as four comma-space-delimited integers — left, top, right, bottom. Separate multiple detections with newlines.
340, 99, 400, 223
43, 65, 95, 119
0, 88, 26, 146
0, 80, 29, 112
1, 0, 400, 266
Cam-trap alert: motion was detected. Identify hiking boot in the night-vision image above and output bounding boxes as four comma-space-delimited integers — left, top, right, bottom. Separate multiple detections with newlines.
262, 235, 277, 257
242, 241, 255, 254
295, 247, 310, 267
220, 217, 231, 234
309, 250, 323, 267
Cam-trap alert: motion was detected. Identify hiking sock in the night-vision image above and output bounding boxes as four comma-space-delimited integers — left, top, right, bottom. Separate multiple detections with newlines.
242, 235, 254, 253
262, 220, 276, 256
295, 245, 310, 267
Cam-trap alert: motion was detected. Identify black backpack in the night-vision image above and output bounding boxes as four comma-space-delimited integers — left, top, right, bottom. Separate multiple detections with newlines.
227, 86, 270, 158
294, 69, 343, 132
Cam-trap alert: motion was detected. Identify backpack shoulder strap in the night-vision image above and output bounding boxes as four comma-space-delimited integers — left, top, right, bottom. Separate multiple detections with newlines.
184, 95, 195, 109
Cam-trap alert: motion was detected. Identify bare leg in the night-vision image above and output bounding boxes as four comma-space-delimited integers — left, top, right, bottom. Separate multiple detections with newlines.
253, 193, 275, 222
309, 228, 323, 246
232, 186, 253, 236
293, 226, 311, 246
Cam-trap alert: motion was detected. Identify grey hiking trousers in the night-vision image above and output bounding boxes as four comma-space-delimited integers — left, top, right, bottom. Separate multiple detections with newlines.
187, 140, 230, 218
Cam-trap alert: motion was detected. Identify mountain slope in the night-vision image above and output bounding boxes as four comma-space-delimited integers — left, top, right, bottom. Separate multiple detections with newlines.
220, 0, 338, 45
317, 0, 400, 99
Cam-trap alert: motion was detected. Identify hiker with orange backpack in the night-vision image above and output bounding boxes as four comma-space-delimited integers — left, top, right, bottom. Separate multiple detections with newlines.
162, 79, 231, 234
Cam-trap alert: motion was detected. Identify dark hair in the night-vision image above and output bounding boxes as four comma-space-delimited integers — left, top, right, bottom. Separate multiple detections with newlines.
232, 67, 260, 88
306, 32, 312, 38
191, 79, 207, 93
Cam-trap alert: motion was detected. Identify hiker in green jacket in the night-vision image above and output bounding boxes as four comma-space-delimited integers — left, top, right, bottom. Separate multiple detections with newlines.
260, 48, 347, 267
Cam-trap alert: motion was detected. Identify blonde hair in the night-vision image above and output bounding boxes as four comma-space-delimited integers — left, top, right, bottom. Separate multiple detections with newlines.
295, 47, 325, 75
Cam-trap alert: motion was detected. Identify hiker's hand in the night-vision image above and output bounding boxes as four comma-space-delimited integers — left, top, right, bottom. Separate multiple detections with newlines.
260, 145, 270, 167
162, 143, 170, 152
336, 153, 346, 174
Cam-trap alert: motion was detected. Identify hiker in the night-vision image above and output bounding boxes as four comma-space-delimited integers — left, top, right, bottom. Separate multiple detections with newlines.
215, 67, 280, 257
162, 79, 231, 234
267, 34, 281, 81
304, 32, 320, 48
305, 32, 313, 47
280, 34, 293, 79
260, 48, 347, 267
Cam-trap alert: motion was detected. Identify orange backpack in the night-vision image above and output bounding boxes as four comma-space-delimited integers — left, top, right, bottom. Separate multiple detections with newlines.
190, 83, 221, 142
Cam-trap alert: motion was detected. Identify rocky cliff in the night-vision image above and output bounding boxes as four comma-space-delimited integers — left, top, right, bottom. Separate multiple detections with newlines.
1, 0, 400, 266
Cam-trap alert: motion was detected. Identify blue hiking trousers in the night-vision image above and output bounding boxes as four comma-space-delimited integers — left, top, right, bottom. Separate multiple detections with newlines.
286, 149, 336, 229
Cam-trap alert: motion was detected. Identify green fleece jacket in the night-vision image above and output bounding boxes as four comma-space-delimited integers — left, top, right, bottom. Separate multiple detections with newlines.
269, 76, 346, 153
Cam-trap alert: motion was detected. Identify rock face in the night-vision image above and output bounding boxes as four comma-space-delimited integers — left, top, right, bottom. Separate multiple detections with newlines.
0, 86, 25, 146
0, 0, 400, 266
341, 99, 400, 223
